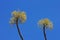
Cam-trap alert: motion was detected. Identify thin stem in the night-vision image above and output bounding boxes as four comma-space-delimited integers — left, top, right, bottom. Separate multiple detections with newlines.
43, 25, 47, 40
16, 18, 23, 40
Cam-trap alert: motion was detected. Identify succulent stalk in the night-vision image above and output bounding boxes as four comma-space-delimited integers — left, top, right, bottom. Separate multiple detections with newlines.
16, 18, 23, 40
43, 24, 47, 40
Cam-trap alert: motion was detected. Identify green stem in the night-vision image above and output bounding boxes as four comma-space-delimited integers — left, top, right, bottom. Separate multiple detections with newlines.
16, 18, 23, 40
43, 25, 47, 40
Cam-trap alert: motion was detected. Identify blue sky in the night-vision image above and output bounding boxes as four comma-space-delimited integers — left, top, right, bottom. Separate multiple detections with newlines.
0, 0, 60, 40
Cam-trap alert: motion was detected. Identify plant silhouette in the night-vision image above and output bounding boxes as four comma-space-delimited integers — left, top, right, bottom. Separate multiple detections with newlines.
38, 18, 53, 40
9, 10, 26, 40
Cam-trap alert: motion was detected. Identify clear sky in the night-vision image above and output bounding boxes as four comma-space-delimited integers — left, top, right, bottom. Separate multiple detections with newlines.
0, 0, 60, 40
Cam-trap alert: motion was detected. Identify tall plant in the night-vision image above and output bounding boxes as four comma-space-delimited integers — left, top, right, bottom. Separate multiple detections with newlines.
9, 10, 26, 40
38, 18, 53, 40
